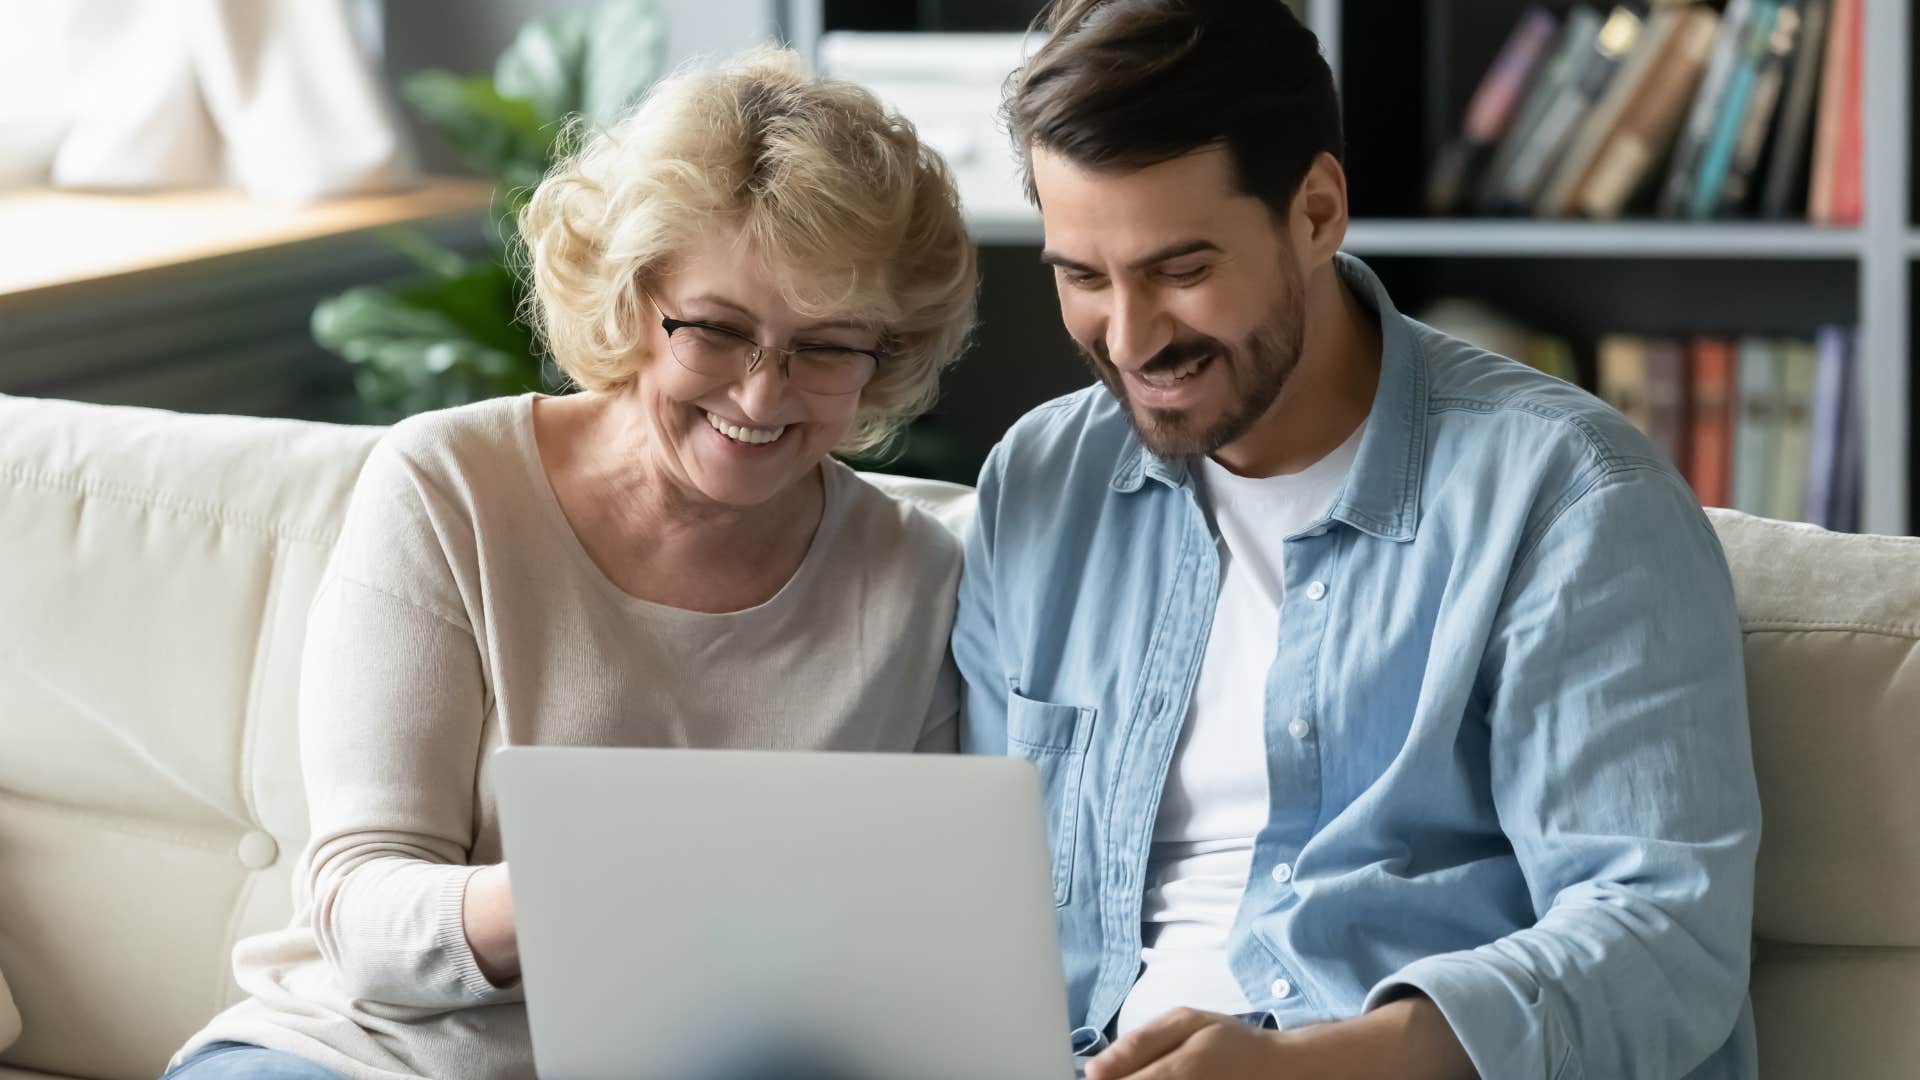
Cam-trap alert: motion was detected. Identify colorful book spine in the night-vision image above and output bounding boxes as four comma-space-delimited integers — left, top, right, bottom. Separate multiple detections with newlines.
1827, 0, 1863, 224
1687, 1, 1780, 220
1769, 338, 1819, 521
1716, 1, 1802, 216
1659, 0, 1754, 217
1732, 337, 1782, 516
1808, 0, 1859, 224
1829, 328, 1863, 531
1598, 335, 1653, 436
1645, 338, 1691, 476
1803, 325, 1850, 526
1760, 0, 1830, 218
1688, 338, 1737, 508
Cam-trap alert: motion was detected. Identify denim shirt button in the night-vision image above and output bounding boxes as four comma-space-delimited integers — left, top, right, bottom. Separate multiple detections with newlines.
1305, 580, 1328, 601
1270, 978, 1293, 999
1288, 718, 1311, 740
1271, 862, 1293, 884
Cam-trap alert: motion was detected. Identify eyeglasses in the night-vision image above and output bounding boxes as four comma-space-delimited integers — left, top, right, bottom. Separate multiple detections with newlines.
645, 292, 885, 396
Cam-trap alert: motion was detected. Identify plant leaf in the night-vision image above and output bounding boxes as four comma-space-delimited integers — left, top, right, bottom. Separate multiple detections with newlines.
494, 9, 593, 128
395, 262, 539, 361
402, 71, 554, 184
580, 0, 669, 128
494, 0, 665, 130
312, 286, 543, 417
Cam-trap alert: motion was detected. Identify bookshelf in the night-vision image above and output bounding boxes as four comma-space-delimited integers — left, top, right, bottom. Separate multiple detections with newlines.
791, 0, 1914, 535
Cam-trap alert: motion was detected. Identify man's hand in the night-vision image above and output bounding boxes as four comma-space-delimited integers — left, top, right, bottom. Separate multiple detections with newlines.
1085, 994, 1477, 1080
1085, 1008, 1292, 1080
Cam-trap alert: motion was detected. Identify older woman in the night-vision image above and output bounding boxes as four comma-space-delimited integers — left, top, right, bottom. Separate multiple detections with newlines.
162, 48, 976, 1080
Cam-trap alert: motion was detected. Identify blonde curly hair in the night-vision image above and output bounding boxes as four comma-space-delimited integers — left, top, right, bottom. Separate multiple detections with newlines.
518, 48, 978, 454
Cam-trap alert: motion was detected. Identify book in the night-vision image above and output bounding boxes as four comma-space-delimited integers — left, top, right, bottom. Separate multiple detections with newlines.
1488, 6, 1642, 212
1830, 328, 1862, 531
1826, 0, 1863, 224
1658, 0, 1754, 217
1732, 337, 1781, 515
1770, 337, 1819, 521
1688, 338, 1736, 507
1645, 338, 1691, 475
1536, 8, 1676, 217
1598, 334, 1653, 435
1808, 0, 1859, 224
1760, 0, 1829, 217
1476, 7, 1605, 214
1425, 8, 1560, 216
1575, 7, 1721, 218
1715, 1, 1803, 216
1686, 1, 1781, 220
1802, 325, 1850, 526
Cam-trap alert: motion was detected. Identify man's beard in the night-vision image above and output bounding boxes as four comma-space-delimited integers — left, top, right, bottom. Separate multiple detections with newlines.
1079, 288, 1306, 459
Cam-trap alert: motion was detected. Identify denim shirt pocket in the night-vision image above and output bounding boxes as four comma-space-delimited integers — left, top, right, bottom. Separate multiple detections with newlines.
1005, 690, 1097, 907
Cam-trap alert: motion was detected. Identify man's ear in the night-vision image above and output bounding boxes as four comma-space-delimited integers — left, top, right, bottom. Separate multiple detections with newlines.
1290, 151, 1350, 268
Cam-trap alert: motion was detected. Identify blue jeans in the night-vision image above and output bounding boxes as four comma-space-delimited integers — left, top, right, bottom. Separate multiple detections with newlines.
161, 1042, 345, 1080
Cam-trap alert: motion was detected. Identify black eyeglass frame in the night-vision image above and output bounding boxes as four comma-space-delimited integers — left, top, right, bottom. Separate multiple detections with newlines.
645, 292, 889, 394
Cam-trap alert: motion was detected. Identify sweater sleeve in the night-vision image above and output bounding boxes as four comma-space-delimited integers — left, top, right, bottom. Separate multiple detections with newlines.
296, 575, 517, 1008
292, 435, 519, 1010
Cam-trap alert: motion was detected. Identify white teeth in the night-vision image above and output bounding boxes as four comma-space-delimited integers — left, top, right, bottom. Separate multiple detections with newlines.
705, 410, 786, 445
1138, 355, 1208, 387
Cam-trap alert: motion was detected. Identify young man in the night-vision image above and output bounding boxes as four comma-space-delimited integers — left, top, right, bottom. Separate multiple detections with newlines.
953, 2, 1763, 1077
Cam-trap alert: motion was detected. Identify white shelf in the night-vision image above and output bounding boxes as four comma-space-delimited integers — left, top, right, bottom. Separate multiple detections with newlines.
1342, 220, 1863, 260
967, 208, 1042, 245
964, 212, 1863, 260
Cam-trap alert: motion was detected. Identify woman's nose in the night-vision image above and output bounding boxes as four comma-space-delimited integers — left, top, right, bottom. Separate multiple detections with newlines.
729, 349, 791, 420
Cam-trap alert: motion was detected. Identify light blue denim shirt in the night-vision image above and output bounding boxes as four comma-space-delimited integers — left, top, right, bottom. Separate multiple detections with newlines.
955, 255, 1761, 1078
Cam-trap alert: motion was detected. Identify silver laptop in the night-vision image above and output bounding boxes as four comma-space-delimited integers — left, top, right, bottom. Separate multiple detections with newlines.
495, 747, 1084, 1080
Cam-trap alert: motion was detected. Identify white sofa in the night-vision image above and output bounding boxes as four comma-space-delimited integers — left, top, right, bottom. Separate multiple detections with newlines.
0, 393, 1915, 1080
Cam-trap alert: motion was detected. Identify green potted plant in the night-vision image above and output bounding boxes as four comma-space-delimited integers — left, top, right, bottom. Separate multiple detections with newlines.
312, 0, 667, 420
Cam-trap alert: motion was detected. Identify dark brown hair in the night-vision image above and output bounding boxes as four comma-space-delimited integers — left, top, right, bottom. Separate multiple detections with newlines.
1004, 0, 1343, 216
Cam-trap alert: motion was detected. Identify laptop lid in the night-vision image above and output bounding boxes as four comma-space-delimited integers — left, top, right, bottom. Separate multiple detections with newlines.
495, 747, 1077, 1080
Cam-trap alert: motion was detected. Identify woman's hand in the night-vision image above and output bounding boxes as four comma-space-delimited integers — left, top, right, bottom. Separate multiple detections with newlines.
461, 862, 520, 987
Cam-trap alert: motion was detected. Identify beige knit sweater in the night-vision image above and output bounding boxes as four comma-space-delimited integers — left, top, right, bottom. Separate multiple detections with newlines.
176, 395, 962, 1080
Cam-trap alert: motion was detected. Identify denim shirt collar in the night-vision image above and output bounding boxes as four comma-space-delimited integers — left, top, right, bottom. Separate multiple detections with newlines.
1107, 253, 1425, 542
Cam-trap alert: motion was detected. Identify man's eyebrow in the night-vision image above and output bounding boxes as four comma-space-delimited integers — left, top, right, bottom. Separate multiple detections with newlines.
1039, 250, 1097, 274
1039, 239, 1224, 275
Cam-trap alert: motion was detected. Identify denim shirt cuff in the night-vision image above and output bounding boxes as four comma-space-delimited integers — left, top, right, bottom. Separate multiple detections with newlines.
1364, 953, 1577, 1080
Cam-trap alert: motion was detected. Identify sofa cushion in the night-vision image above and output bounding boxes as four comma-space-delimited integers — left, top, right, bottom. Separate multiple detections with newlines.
0, 395, 381, 1080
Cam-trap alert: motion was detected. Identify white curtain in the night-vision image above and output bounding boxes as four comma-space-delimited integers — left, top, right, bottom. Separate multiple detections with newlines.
0, 0, 416, 202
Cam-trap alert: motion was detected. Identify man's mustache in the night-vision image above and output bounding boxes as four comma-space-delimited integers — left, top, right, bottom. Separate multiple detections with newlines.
1088, 338, 1226, 374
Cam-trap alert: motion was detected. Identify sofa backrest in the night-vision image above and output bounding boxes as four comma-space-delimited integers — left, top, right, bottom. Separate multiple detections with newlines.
0, 396, 381, 1080
0, 395, 1914, 1079
1707, 509, 1920, 1078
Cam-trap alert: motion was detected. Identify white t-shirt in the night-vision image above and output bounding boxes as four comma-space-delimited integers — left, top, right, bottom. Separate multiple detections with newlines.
1117, 424, 1364, 1034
